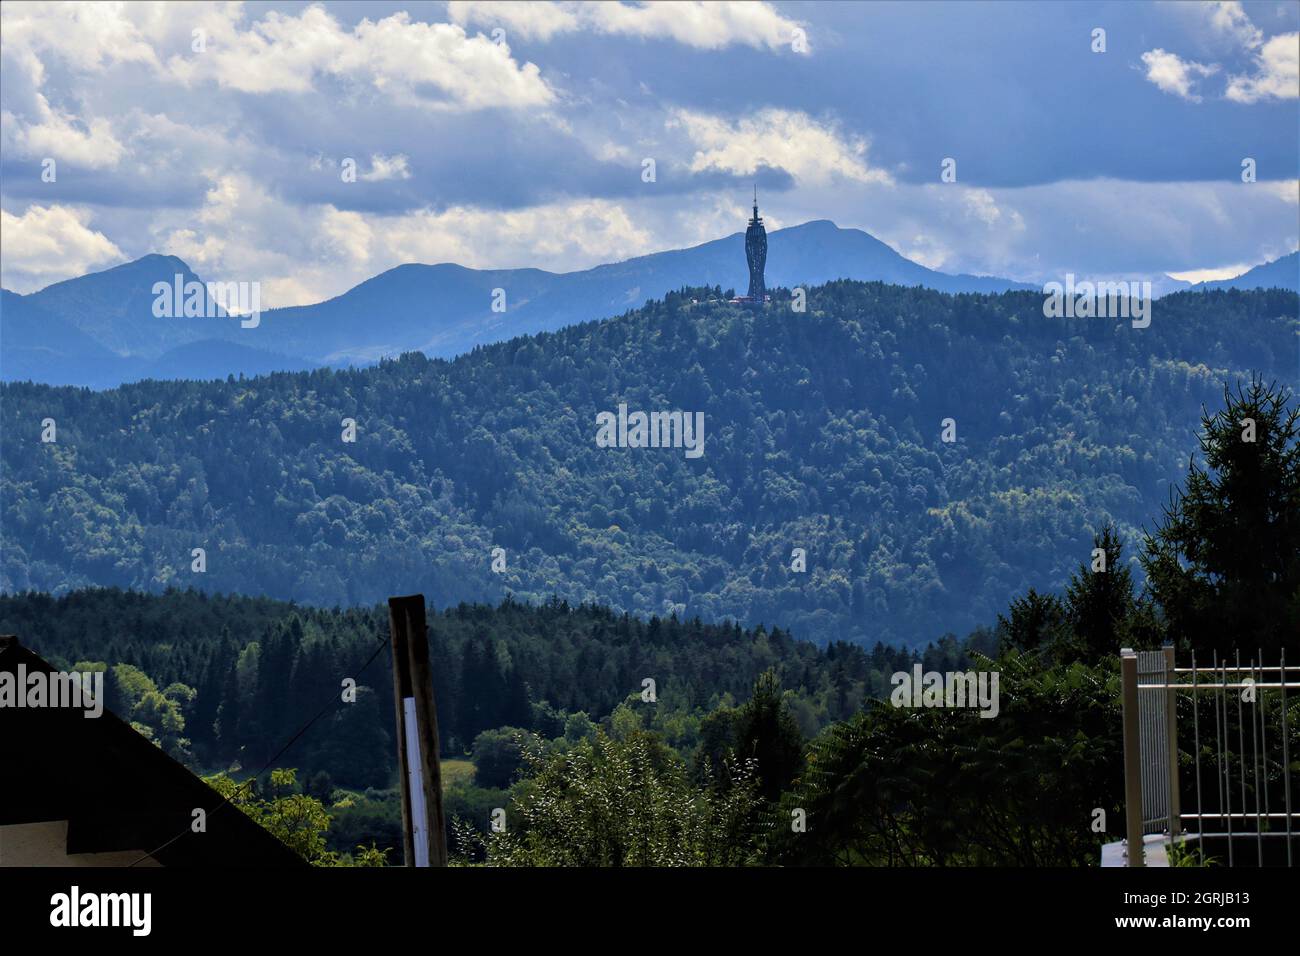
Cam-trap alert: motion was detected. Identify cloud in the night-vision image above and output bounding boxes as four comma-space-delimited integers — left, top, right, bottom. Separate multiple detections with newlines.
0, 100, 125, 168
1261, 178, 1300, 204
168, 7, 555, 110
1140, 49, 1219, 102
447, 1, 581, 42
376, 199, 655, 273
669, 108, 890, 186
359, 154, 413, 182
0, 2, 161, 75
142, 169, 656, 306
0, 2, 140, 167
961, 188, 1023, 230
1141, 4, 1296, 104
1226, 32, 1300, 103
0, 2, 554, 112
1167, 263, 1255, 283
0, 204, 123, 290
448, 0, 805, 52
1204, 1, 1264, 51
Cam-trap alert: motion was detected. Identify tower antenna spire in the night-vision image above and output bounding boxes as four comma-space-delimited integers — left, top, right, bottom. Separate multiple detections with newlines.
744, 181, 766, 305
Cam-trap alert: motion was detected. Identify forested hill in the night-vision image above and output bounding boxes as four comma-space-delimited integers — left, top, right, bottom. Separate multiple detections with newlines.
0, 587, 937, 787
2, 282, 1295, 647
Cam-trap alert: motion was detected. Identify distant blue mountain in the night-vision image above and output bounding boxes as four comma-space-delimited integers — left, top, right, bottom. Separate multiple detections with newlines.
1189, 251, 1299, 294
0, 289, 135, 387
0, 285, 313, 389
4, 222, 1291, 388
243, 219, 1040, 368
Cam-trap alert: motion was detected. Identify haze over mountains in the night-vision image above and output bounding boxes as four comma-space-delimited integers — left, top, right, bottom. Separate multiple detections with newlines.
4, 220, 1294, 389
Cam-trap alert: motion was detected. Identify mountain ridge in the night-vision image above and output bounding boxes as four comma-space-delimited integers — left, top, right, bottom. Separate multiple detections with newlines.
3, 221, 1295, 389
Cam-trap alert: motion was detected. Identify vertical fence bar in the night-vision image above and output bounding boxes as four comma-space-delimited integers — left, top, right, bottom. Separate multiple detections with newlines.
1192, 652, 1204, 864
1214, 651, 1225, 827
1251, 657, 1262, 866
1237, 651, 1247, 842
1121, 649, 1144, 866
1283, 648, 1293, 867
1223, 661, 1234, 867
1164, 644, 1180, 838
1259, 647, 1269, 823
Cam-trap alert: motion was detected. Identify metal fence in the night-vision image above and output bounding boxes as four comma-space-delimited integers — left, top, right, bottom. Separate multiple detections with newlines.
1120, 646, 1298, 867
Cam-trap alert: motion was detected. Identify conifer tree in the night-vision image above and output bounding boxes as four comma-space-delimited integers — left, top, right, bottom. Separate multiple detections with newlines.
1142, 377, 1300, 655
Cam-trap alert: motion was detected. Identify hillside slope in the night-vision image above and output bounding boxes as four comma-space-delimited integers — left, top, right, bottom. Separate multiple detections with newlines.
2, 282, 1295, 646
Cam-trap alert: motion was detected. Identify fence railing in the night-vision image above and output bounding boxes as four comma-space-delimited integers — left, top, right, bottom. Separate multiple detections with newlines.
1120, 646, 1298, 867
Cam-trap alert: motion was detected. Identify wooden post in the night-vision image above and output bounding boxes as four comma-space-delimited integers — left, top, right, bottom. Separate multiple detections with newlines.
389, 594, 448, 867
1163, 644, 1181, 838
1120, 648, 1144, 867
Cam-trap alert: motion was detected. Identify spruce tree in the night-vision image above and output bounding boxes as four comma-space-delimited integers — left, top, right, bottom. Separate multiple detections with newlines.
1142, 377, 1300, 655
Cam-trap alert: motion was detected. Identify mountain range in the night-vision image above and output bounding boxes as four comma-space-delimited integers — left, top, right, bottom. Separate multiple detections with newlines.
5, 219, 1294, 390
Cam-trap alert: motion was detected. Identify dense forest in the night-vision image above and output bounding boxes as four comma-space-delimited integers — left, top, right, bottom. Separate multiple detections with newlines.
2, 376, 1295, 865
1, 587, 983, 785
3, 281, 1295, 647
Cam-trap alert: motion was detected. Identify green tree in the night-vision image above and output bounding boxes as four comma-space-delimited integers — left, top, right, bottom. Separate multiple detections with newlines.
1142, 378, 1300, 655
997, 589, 1067, 656
733, 669, 805, 800
1064, 524, 1137, 662
775, 652, 1122, 866
474, 730, 763, 866
470, 727, 539, 789
207, 768, 338, 865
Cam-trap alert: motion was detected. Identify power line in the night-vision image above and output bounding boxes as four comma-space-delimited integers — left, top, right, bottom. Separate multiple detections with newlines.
128, 632, 391, 867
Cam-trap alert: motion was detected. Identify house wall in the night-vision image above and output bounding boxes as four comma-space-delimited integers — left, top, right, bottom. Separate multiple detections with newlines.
0, 820, 161, 867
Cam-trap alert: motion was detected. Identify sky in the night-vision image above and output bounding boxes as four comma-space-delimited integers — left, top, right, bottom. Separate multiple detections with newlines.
1, 0, 1297, 305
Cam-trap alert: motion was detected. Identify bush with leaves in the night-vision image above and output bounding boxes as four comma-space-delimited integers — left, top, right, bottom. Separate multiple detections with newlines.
206, 768, 389, 866
465, 730, 764, 866
773, 652, 1122, 866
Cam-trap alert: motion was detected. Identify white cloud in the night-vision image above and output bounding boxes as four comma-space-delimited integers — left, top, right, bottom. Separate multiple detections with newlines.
0, 2, 140, 166
318, 208, 375, 266
1140, 48, 1219, 101
143, 169, 656, 306
449, 0, 805, 52
961, 188, 1023, 230
0, 204, 124, 290
1261, 178, 1300, 204
1204, 1, 1264, 51
1226, 32, 1299, 103
898, 234, 950, 271
0, 2, 161, 75
377, 200, 655, 274
669, 108, 890, 186
360, 154, 413, 182
1167, 263, 1254, 283
1141, 4, 1295, 104
0, 2, 554, 112
168, 7, 555, 110
0, 99, 125, 167
447, 1, 581, 42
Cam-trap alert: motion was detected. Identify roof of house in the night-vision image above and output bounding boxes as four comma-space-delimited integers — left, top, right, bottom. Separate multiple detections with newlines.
0, 635, 306, 867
